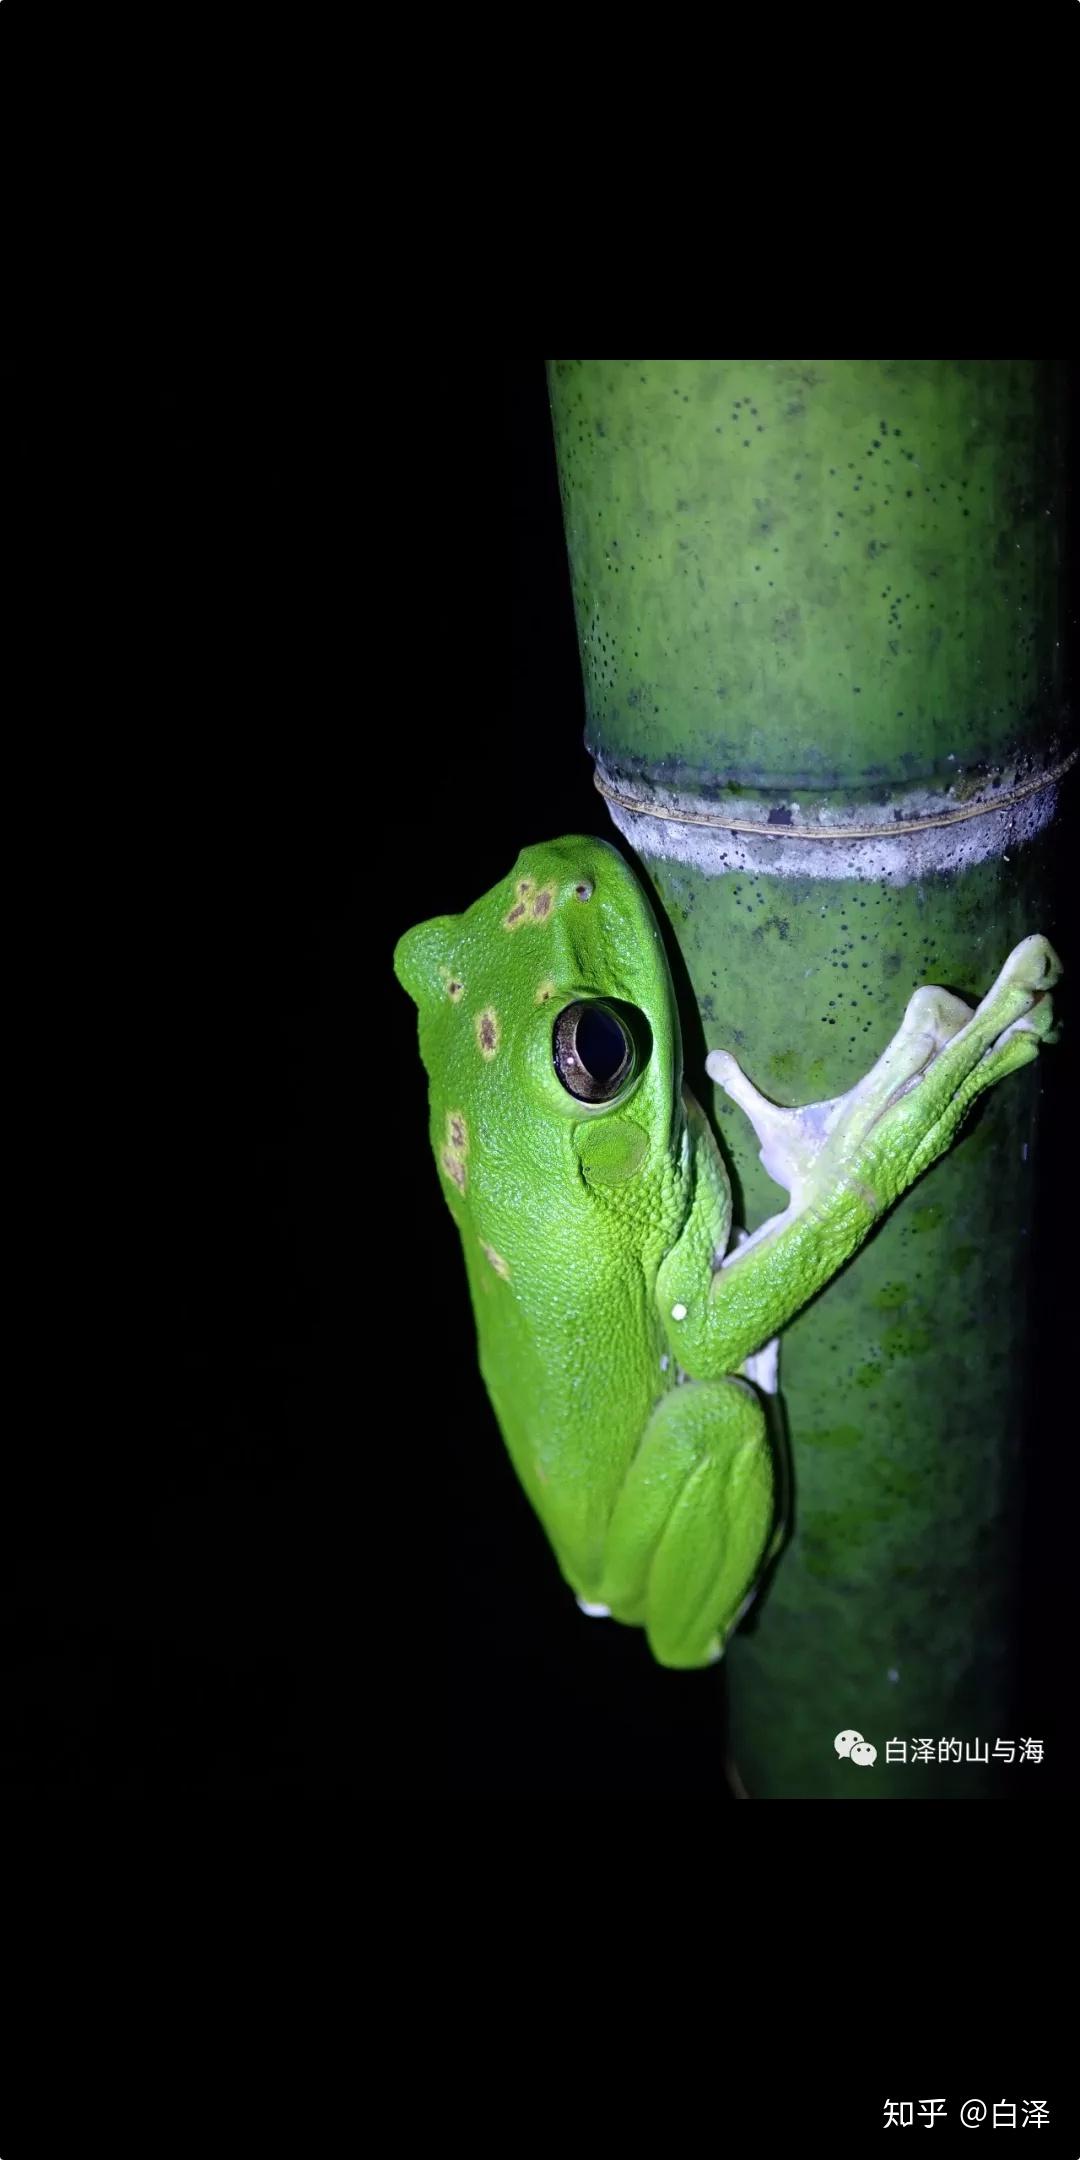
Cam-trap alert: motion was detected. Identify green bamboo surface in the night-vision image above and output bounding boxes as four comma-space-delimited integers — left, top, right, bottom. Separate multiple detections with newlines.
547, 359, 1069, 1798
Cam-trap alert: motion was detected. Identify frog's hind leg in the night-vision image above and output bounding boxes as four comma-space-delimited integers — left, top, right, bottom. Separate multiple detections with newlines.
594, 1377, 776, 1671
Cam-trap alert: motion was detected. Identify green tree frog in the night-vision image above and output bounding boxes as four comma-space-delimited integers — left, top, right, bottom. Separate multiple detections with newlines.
394, 836, 1060, 1670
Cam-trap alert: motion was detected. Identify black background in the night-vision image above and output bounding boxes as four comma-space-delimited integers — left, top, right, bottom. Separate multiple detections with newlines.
2, 358, 1075, 1808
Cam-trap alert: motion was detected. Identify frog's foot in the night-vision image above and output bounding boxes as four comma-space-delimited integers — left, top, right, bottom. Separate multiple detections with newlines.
593, 1376, 775, 1671
708, 933, 1061, 1241
576, 1598, 611, 1619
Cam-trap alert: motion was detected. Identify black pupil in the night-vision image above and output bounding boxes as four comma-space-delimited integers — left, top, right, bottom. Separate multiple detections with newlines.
576, 1005, 627, 1082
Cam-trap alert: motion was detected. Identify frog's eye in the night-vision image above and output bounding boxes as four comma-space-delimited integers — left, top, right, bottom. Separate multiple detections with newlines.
552, 1000, 641, 1104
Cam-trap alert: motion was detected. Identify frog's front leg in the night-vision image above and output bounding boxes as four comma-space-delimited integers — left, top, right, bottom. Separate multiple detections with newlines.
675, 932, 1061, 1375
591, 1376, 775, 1670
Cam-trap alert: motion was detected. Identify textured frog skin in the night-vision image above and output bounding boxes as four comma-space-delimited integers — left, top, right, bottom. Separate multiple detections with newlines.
396, 840, 714, 1596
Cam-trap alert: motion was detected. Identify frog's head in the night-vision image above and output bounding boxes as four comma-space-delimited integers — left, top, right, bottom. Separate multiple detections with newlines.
394, 836, 683, 1214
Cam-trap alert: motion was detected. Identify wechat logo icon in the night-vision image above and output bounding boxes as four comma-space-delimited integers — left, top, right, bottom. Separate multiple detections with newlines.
834, 1728, 877, 1768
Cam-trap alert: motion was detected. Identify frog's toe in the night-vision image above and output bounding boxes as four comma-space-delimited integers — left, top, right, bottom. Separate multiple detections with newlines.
576, 1597, 611, 1619
705, 1047, 741, 1085
901, 985, 972, 1048
991, 998, 1058, 1053
1006, 934, 1062, 993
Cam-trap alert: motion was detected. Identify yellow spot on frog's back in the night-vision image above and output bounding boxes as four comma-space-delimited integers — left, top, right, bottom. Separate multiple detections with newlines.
441, 1145, 467, 1193
439, 966, 464, 1002
503, 878, 556, 929
535, 978, 556, 1004
480, 1241, 510, 1280
503, 878, 534, 929
475, 1007, 500, 1058
446, 1110, 469, 1155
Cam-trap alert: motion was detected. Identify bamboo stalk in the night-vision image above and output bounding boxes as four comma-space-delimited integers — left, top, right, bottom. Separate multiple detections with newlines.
547, 357, 1069, 1798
